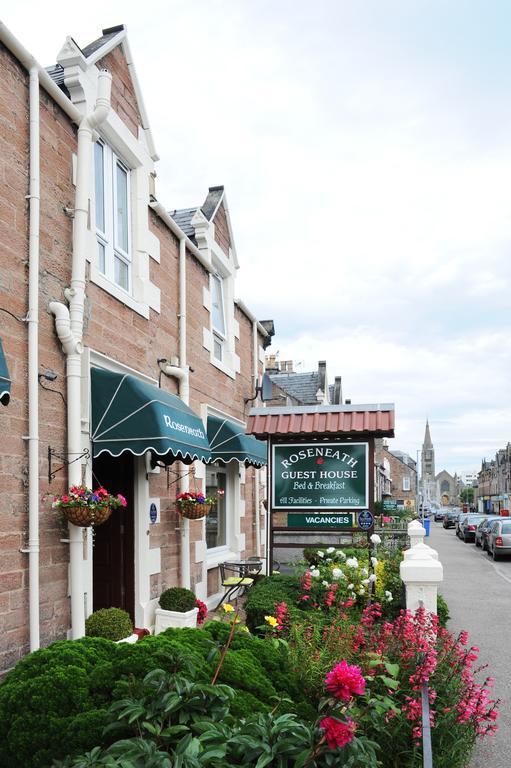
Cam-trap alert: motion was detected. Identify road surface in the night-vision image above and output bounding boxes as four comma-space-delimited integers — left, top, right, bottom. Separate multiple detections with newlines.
429, 521, 509, 768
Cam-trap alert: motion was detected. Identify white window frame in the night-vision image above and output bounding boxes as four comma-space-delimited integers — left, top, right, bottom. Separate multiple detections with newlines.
402, 476, 411, 492
205, 463, 228, 551
211, 273, 227, 362
95, 139, 132, 294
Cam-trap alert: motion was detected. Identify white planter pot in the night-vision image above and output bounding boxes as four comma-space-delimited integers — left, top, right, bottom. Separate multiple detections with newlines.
154, 606, 198, 634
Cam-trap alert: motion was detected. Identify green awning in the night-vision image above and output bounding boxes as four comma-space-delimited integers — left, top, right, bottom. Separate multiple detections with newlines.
91, 368, 211, 463
0, 338, 11, 406
207, 415, 267, 467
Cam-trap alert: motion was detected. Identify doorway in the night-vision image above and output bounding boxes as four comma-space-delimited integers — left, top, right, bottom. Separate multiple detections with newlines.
92, 451, 135, 621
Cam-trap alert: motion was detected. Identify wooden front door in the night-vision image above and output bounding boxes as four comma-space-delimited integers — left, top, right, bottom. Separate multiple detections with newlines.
92, 452, 135, 621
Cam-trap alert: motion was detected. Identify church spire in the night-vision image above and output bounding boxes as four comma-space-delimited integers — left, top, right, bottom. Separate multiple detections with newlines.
423, 419, 433, 449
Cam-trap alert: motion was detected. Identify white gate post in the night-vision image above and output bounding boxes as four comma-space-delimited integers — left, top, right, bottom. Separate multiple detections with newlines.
400, 520, 443, 614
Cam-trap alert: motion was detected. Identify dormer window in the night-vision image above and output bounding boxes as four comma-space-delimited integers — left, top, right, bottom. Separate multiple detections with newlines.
94, 140, 131, 292
211, 274, 226, 361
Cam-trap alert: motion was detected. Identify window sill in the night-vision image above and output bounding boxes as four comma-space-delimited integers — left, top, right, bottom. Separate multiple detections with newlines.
206, 548, 238, 569
90, 268, 150, 319
210, 355, 236, 380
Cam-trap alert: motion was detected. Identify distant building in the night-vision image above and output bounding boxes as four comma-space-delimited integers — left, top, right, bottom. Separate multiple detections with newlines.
264, 357, 343, 406
420, 421, 438, 505
374, 442, 417, 510
475, 445, 511, 514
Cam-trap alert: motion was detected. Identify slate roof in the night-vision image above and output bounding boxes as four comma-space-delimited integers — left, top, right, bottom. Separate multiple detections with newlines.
168, 208, 197, 239
81, 26, 124, 58
269, 371, 322, 405
169, 187, 225, 243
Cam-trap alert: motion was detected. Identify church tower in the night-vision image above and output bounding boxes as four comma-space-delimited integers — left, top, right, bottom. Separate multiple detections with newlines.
421, 420, 437, 504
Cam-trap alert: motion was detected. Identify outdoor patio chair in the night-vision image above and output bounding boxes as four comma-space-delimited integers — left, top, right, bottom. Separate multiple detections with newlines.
216, 559, 262, 609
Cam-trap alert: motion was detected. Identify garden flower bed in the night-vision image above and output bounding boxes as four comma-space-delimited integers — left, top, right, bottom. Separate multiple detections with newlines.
0, 546, 498, 767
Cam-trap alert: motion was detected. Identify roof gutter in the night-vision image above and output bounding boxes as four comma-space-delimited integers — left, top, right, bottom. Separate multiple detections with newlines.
234, 299, 269, 340
0, 23, 81, 125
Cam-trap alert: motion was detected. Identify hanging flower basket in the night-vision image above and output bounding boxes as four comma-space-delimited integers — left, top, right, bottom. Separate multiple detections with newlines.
61, 505, 112, 528
176, 501, 212, 520
52, 485, 127, 528
175, 490, 221, 520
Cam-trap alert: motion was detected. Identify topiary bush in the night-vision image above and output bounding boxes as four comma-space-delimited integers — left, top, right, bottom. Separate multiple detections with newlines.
0, 621, 312, 767
85, 608, 133, 641
159, 586, 197, 612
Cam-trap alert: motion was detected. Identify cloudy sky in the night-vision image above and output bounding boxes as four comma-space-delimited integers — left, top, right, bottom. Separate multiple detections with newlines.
4, 1, 511, 474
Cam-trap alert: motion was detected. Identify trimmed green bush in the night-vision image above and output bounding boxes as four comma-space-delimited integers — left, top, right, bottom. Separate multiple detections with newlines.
85, 608, 133, 641
159, 586, 197, 612
244, 574, 304, 633
0, 622, 311, 767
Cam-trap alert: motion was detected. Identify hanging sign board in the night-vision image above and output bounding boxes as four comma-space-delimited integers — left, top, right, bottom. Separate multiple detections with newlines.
272, 442, 368, 510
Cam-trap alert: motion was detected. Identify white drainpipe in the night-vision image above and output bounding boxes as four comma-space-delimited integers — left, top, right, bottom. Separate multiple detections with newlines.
49, 69, 112, 639
21, 67, 41, 651
251, 320, 261, 557
162, 236, 192, 589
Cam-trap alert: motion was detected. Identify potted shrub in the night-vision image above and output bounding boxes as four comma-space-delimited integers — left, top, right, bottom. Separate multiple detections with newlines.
154, 586, 200, 633
85, 607, 134, 641
52, 484, 127, 527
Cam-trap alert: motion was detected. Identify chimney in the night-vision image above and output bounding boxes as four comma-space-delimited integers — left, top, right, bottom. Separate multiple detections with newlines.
333, 376, 343, 404
318, 361, 326, 393
265, 354, 279, 373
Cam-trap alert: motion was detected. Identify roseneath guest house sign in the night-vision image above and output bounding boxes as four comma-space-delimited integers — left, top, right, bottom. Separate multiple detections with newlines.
272, 442, 368, 510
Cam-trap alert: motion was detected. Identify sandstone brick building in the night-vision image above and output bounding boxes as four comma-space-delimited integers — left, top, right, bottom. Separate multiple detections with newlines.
0, 23, 270, 671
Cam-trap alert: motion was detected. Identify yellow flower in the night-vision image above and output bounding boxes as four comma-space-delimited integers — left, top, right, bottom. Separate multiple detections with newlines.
265, 615, 278, 627
223, 603, 235, 613
239, 625, 250, 633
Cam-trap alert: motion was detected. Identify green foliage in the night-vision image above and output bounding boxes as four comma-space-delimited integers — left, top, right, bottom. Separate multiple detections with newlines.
0, 621, 310, 767
244, 574, 305, 633
52, 666, 377, 768
437, 593, 450, 627
85, 608, 133, 641
159, 586, 197, 612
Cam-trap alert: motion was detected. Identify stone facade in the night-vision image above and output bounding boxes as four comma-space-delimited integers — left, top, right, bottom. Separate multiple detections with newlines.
0, 26, 269, 672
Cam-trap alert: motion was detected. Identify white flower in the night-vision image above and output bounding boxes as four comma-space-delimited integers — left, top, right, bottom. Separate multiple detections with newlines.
316, 551, 324, 558
385, 590, 393, 600
369, 574, 376, 583
331, 568, 343, 580
326, 547, 335, 554
350, 593, 356, 599
361, 578, 370, 586
326, 557, 332, 563
346, 557, 358, 568
370, 534, 382, 544
361, 567, 369, 577
310, 568, 320, 578
336, 550, 347, 559
371, 557, 378, 567
348, 583, 354, 590
358, 588, 365, 595
322, 580, 329, 587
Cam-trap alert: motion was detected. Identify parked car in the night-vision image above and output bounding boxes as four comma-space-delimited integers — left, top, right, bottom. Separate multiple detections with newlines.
486, 519, 511, 560
476, 516, 501, 549
460, 515, 486, 543
434, 508, 447, 521
455, 513, 471, 537
442, 509, 458, 529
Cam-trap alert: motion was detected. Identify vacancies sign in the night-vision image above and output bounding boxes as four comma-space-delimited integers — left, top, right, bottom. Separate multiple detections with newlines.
272, 442, 368, 510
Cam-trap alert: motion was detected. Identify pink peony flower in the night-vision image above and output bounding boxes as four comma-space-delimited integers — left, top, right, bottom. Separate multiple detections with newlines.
325, 660, 366, 701
320, 716, 356, 749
